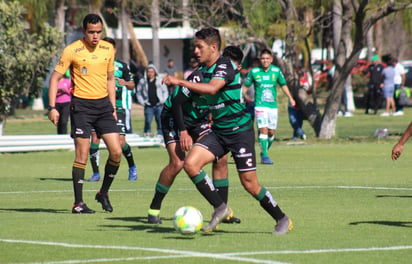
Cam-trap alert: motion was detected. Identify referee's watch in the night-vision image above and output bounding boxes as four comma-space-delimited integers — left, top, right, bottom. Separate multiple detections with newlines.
47, 105, 56, 111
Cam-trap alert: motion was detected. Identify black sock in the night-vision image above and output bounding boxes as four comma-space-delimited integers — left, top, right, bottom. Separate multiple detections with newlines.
213, 178, 229, 203
89, 144, 100, 174
72, 162, 86, 204
255, 187, 285, 221
122, 143, 135, 168
191, 170, 224, 208
149, 182, 170, 210
100, 159, 120, 194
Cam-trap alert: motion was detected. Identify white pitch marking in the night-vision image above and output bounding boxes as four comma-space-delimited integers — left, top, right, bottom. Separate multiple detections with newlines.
0, 238, 287, 264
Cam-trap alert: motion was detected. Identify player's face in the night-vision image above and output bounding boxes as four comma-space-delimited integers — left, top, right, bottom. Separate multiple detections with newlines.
83, 22, 103, 48
194, 39, 214, 66
260, 53, 273, 70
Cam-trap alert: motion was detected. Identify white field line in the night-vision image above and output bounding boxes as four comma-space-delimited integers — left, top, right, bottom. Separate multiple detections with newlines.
0, 238, 287, 264
1, 185, 412, 195
2, 239, 412, 264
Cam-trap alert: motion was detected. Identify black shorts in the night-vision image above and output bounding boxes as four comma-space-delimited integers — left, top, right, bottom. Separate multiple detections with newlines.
161, 112, 210, 146
116, 107, 126, 135
195, 127, 256, 172
70, 97, 119, 139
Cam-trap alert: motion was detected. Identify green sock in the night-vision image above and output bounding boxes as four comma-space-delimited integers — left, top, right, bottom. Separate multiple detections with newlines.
268, 135, 275, 149
259, 134, 269, 157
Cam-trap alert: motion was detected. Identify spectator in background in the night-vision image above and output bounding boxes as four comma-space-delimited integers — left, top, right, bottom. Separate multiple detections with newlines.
364, 55, 384, 114
288, 69, 307, 140
55, 69, 71, 134
380, 55, 396, 116
136, 64, 168, 137
393, 58, 406, 116
183, 56, 199, 79
164, 58, 178, 95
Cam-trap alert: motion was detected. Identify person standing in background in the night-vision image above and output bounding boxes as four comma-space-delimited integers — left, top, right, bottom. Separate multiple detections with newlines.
164, 59, 178, 95
393, 58, 406, 116
55, 69, 71, 134
136, 64, 168, 137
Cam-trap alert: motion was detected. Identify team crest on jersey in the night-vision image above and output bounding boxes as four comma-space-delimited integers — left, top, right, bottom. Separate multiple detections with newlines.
81, 67, 88, 74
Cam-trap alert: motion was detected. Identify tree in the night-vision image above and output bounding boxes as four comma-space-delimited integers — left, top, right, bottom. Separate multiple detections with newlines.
0, 1, 62, 135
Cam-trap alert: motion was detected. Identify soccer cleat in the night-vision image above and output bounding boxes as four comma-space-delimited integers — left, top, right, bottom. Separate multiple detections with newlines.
72, 203, 95, 214
128, 165, 138, 181
147, 214, 162, 224
221, 208, 241, 224
95, 191, 113, 212
261, 156, 274, 165
273, 215, 293, 235
203, 205, 232, 232
87, 172, 101, 182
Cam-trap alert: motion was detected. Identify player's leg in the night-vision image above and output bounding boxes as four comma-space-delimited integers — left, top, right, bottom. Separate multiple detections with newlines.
184, 135, 231, 232
87, 130, 101, 182
212, 154, 241, 224
148, 141, 185, 224
238, 170, 292, 235
117, 109, 137, 181
267, 108, 278, 151
255, 107, 272, 164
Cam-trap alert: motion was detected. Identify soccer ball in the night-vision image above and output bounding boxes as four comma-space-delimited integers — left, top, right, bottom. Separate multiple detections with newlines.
173, 206, 203, 235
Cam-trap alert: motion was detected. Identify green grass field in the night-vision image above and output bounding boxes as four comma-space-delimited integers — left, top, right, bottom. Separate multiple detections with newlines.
1, 107, 412, 263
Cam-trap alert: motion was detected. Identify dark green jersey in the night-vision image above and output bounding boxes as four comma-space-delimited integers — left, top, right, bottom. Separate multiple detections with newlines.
114, 60, 134, 108
200, 56, 251, 135
163, 69, 209, 130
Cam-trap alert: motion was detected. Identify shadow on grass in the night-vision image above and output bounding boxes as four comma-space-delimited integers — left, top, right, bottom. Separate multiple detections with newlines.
103, 216, 271, 235
350, 221, 412, 228
39, 177, 72, 182
376, 194, 412, 199
0, 208, 69, 213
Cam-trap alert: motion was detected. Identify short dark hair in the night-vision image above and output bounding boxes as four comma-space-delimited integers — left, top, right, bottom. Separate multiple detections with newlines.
83, 14, 103, 30
103, 37, 116, 48
223, 46, 244, 65
195, 27, 221, 51
260, 48, 273, 58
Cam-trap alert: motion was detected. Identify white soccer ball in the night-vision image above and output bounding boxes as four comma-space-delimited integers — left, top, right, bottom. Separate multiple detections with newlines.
173, 206, 203, 235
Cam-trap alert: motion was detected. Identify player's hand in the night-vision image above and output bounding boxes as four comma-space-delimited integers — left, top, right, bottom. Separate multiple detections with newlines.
112, 111, 118, 121
180, 130, 193, 152
290, 97, 296, 107
392, 143, 404, 161
48, 109, 59, 126
162, 75, 179, 86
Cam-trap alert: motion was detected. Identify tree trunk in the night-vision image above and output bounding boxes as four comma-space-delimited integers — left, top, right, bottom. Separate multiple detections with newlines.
120, 0, 130, 63
128, 19, 148, 67
151, 0, 160, 70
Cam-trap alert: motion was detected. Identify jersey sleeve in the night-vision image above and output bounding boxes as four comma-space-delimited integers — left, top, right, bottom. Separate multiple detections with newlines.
212, 58, 235, 84
54, 47, 72, 75
171, 87, 191, 131
277, 70, 287, 86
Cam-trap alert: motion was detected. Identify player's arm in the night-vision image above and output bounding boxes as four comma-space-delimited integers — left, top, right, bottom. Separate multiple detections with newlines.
117, 64, 135, 90
107, 71, 117, 119
171, 90, 193, 151
281, 85, 296, 107
163, 76, 225, 95
392, 122, 412, 161
48, 71, 64, 126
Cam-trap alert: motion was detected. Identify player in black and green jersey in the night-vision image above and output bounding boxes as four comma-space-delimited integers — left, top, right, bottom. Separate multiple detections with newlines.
147, 63, 240, 225
87, 37, 138, 185
163, 27, 293, 235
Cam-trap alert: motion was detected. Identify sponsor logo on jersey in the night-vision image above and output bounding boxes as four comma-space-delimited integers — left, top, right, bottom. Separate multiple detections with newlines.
74, 46, 85, 53
209, 103, 225, 110
218, 64, 227, 69
215, 70, 227, 78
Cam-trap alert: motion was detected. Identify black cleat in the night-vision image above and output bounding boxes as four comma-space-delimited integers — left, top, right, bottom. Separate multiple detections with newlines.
147, 214, 162, 224
95, 191, 113, 212
72, 203, 95, 214
222, 215, 241, 224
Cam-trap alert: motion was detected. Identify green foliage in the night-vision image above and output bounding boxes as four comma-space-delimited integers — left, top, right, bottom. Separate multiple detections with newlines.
0, 1, 63, 117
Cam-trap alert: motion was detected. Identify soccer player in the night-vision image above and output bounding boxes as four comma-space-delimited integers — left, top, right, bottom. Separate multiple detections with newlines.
162, 27, 293, 234
87, 37, 138, 182
48, 14, 122, 213
392, 122, 412, 161
243, 49, 295, 164
147, 47, 242, 224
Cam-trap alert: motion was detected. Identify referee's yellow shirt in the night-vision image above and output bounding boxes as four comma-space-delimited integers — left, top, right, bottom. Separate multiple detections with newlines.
54, 39, 115, 99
